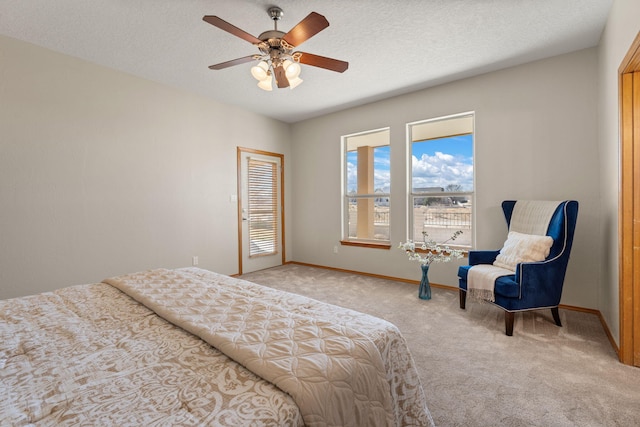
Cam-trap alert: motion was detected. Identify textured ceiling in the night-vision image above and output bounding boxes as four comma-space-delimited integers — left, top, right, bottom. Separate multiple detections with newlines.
0, 0, 612, 123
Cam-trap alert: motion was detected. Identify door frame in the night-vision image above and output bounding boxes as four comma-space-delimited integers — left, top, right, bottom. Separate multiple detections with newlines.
236, 147, 285, 275
619, 31, 640, 366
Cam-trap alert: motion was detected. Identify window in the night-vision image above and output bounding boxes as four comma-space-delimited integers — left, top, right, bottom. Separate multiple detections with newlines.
342, 128, 391, 246
247, 157, 278, 257
408, 113, 474, 248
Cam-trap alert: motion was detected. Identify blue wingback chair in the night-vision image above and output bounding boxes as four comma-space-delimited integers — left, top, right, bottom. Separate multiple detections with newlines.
457, 200, 578, 336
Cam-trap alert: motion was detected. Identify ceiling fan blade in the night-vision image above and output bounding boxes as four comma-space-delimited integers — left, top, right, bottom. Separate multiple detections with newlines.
208, 55, 256, 70
274, 65, 290, 88
282, 12, 329, 47
297, 52, 349, 73
203, 16, 262, 45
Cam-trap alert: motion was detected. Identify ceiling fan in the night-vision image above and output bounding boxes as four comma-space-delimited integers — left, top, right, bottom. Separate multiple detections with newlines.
203, 7, 349, 91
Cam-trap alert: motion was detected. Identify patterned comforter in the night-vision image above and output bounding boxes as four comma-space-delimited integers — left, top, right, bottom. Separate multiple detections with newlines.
1, 267, 433, 426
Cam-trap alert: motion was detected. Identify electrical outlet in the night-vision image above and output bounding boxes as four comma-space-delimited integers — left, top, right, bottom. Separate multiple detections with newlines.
192, 256, 199, 266
333, 246, 338, 254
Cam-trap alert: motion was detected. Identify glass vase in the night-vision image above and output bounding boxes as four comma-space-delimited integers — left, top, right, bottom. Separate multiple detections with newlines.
418, 264, 432, 300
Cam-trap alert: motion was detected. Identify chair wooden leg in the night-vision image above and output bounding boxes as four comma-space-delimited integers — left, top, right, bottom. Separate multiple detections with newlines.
505, 311, 514, 336
551, 307, 562, 327
459, 289, 466, 309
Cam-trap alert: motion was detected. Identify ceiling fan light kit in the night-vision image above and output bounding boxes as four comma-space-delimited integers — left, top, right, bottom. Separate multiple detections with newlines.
203, 6, 348, 91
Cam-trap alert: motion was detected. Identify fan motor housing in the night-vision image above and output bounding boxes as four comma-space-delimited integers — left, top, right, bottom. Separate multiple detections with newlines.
258, 30, 285, 43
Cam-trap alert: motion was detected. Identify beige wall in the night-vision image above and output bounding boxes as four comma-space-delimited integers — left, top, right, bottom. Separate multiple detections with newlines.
0, 35, 292, 299
597, 0, 640, 345
291, 48, 601, 309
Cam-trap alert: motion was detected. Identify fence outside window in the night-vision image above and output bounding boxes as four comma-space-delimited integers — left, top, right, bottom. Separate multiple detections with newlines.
411, 194, 472, 247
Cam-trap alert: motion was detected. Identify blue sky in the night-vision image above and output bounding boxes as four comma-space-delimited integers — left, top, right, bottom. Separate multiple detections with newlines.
346, 134, 473, 193
412, 134, 474, 191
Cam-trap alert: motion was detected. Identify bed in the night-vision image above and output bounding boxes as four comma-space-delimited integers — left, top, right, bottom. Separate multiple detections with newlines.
1, 267, 433, 426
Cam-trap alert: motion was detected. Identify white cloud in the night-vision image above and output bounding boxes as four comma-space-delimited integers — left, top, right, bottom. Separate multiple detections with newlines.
374, 170, 390, 193
346, 160, 357, 192
347, 159, 391, 193
412, 152, 473, 191
347, 149, 471, 194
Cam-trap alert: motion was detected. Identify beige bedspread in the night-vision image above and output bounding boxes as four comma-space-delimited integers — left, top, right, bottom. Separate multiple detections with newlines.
0, 280, 303, 426
106, 268, 433, 426
1, 267, 433, 426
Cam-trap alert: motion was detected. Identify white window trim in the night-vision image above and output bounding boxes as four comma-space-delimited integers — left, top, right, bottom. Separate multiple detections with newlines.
341, 127, 391, 245
406, 112, 476, 248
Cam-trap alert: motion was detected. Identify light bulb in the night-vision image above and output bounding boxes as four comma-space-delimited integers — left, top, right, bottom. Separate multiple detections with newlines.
288, 76, 303, 89
283, 60, 301, 79
257, 77, 273, 91
251, 61, 269, 81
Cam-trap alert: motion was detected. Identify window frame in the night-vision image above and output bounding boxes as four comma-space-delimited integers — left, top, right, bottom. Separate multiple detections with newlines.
406, 112, 475, 249
341, 127, 391, 248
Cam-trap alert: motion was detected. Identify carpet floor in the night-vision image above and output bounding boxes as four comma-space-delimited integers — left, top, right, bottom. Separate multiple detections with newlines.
240, 263, 640, 427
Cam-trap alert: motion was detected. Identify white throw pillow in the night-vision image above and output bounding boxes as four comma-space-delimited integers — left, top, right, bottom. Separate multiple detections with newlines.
493, 231, 553, 272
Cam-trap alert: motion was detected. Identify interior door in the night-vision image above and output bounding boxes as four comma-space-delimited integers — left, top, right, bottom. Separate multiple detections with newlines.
619, 31, 640, 367
238, 148, 284, 274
